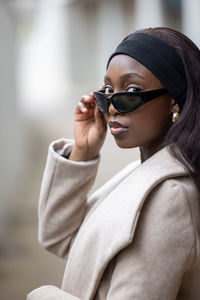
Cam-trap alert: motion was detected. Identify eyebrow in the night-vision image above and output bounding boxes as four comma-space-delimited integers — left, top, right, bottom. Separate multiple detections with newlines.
104, 72, 144, 83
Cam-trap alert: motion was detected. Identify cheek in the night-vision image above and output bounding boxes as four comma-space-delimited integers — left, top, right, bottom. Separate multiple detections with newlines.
115, 98, 172, 148
132, 99, 172, 144
138, 111, 171, 142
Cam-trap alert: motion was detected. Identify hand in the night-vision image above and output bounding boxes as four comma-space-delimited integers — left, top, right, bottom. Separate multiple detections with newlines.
69, 89, 107, 161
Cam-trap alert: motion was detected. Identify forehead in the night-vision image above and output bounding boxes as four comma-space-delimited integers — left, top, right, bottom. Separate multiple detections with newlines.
105, 54, 161, 85
108, 54, 146, 72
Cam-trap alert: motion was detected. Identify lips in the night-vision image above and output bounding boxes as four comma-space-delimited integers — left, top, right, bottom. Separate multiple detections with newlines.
109, 121, 129, 136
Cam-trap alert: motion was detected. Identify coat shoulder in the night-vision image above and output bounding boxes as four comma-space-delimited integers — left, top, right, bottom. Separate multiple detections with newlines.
105, 177, 200, 300
136, 176, 200, 253
147, 175, 199, 215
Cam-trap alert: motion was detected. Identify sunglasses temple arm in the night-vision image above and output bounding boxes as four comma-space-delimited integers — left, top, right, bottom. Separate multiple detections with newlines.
142, 89, 168, 103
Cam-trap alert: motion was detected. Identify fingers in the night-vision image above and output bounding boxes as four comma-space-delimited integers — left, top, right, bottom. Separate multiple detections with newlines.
76, 86, 104, 114
76, 93, 94, 114
81, 93, 95, 105
77, 101, 88, 113
99, 86, 105, 91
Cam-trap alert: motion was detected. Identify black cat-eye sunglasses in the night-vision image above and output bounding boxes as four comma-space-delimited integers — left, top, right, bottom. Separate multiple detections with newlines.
93, 88, 168, 114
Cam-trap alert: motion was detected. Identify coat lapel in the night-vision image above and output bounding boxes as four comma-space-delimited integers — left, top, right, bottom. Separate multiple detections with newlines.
62, 146, 187, 300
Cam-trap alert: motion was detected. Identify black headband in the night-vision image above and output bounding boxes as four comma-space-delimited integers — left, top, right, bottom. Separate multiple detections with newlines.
107, 32, 187, 110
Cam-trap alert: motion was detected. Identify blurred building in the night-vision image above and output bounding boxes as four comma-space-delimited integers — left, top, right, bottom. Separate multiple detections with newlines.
0, 0, 200, 299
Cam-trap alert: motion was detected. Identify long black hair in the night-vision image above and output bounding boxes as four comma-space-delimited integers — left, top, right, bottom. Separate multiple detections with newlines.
141, 27, 200, 193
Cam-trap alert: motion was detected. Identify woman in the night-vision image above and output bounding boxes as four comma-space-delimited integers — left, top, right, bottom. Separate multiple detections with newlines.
27, 27, 200, 299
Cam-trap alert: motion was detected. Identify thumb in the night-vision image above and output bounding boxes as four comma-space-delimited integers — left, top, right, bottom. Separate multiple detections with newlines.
94, 105, 107, 130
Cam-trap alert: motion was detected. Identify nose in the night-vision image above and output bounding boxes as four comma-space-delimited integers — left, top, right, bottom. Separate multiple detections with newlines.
108, 102, 119, 115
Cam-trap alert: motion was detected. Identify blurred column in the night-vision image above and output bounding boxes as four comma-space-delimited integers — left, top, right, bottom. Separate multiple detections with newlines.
17, 0, 70, 118
0, 2, 25, 217
96, 0, 131, 82
65, 1, 99, 100
132, 0, 165, 29
182, 0, 200, 47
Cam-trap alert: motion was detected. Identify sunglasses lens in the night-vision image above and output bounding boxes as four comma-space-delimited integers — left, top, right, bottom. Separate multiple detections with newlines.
93, 92, 108, 112
93, 92, 141, 113
113, 94, 141, 112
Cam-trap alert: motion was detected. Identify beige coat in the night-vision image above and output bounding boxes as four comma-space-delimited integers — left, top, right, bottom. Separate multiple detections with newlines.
27, 139, 200, 300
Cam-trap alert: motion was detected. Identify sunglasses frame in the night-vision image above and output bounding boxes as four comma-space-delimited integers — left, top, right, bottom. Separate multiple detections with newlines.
93, 88, 168, 113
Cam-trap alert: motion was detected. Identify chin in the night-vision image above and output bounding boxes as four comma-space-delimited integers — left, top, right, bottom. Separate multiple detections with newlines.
113, 136, 139, 149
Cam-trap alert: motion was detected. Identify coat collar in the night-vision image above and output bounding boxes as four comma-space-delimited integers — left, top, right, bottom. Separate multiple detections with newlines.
62, 146, 187, 300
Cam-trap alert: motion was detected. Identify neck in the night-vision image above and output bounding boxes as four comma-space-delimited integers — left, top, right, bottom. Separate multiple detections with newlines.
139, 142, 165, 163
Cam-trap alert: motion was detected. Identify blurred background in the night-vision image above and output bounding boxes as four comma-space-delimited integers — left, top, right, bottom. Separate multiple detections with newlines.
0, 0, 200, 299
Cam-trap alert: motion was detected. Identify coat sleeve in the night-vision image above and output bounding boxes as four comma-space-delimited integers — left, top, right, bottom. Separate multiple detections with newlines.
38, 138, 100, 258
38, 138, 139, 259
26, 285, 81, 300
106, 178, 197, 300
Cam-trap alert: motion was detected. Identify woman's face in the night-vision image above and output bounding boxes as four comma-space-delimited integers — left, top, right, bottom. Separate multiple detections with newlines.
104, 54, 174, 150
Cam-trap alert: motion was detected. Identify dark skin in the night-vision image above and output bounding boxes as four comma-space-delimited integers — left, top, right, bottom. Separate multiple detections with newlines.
69, 54, 179, 163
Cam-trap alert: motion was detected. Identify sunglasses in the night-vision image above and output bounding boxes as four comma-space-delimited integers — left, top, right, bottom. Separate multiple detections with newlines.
93, 88, 168, 114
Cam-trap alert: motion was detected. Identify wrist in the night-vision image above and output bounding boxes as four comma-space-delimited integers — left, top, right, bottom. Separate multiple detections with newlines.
69, 146, 98, 162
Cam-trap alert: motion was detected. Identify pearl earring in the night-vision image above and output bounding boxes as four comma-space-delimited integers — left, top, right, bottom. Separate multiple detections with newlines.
172, 112, 180, 123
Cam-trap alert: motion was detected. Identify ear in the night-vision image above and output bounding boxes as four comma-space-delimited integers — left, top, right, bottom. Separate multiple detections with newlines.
170, 98, 180, 113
